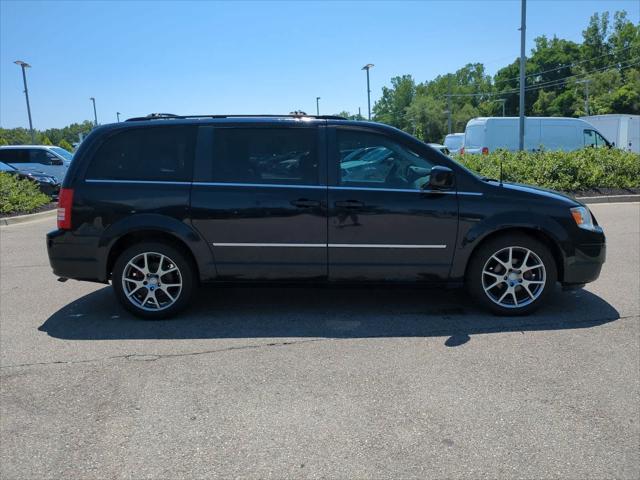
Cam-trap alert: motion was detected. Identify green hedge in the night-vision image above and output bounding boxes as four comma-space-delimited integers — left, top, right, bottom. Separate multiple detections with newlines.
0, 173, 51, 215
456, 148, 640, 192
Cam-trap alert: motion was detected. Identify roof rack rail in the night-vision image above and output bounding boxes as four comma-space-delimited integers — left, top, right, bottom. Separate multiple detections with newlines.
125, 113, 348, 122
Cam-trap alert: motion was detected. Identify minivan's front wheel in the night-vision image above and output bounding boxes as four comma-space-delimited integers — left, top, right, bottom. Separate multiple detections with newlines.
467, 234, 557, 315
112, 242, 196, 319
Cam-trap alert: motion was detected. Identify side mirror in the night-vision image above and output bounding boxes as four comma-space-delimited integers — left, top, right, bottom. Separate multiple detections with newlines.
50, 158, 64, 166
427, 166, 454, 190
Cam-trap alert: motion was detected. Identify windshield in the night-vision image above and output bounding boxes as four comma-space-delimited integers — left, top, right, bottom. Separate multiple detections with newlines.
50, 147, 73, 161
464, 125, 484, 148
0, 161, 16, 172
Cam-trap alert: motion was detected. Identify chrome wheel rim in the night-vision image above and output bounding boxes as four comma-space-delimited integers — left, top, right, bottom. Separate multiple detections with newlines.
122, 252, 182, 311
482, 246, 546, 309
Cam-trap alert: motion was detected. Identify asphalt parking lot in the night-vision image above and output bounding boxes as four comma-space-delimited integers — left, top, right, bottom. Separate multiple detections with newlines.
1, 202, 638, 479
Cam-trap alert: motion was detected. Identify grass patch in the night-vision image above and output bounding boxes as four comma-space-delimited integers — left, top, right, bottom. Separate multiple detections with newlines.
0, 172, 51, 215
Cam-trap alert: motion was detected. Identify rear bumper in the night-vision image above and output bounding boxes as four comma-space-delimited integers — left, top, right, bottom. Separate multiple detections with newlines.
47, 229, 106, 283
562, 241, 606, 285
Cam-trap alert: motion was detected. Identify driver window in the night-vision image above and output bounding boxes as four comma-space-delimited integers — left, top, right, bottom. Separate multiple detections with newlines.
337, 129, 433, 189
583, 130, 597, 147
584, 130, 607, 148
594, 131, 607, 147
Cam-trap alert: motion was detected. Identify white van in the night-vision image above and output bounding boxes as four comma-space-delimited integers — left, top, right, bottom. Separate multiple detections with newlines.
580, 114, 639, 153
443, 133, 464, 154
462, 117, 610, 154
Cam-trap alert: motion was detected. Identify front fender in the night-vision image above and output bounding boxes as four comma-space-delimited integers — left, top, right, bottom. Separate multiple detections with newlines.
450, 209, 568, 281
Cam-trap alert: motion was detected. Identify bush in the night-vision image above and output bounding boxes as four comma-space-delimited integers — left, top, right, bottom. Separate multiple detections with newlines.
456, 148, 640, 192
0, 173, 51, 215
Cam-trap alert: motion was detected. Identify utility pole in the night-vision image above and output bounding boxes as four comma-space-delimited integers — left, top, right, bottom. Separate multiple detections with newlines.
14, 60, 35, 143
497, 99, 506, 117
358, 107, 362, 120
117, 112, 121, 122
362, 64, 374, 120
89, 97, 98, 126
446, 78, 452, 134
518, 0, 526, 151
577, 79, 591, 115
316, 97, 320, 116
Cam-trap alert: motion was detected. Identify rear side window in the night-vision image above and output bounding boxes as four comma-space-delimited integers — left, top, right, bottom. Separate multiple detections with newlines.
30, 149, 61, 165
86, 126, 196, 181
209, 128, 318, 185
0, 149, 29, 164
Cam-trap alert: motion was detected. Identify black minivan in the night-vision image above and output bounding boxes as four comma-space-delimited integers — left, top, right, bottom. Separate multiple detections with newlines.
47, 114, 606, 319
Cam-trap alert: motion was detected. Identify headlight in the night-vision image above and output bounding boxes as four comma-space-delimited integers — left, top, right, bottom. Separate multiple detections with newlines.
29, 174, 56, 184
570, 206, 596, 231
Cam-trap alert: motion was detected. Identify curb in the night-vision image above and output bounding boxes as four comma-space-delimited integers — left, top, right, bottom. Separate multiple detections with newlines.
0, 208, 56, 226
576, 194, 640, 204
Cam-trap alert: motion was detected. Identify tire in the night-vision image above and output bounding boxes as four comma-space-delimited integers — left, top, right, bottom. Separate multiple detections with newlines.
466, 233, 557, 316
112, 241, 196, 320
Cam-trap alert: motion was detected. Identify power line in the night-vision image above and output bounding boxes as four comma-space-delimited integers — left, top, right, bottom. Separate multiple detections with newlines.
492, 45, 634, 86
442, 58, 639, 99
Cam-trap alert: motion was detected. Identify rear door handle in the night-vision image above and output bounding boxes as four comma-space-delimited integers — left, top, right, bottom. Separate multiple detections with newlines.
291, 198, 320, 208
335, 200, 364, 209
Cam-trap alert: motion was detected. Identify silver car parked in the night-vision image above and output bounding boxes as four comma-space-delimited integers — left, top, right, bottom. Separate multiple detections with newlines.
0, 145, 72, 182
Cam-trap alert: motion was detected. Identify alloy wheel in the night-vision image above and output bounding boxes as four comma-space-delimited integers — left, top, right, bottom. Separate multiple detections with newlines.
481, 246, 546, 309
121, 251, 182, 311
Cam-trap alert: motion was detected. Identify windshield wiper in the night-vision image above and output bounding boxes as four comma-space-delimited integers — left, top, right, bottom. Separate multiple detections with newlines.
481, 176, 499, 182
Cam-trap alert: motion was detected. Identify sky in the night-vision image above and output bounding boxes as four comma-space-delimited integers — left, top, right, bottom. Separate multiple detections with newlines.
1, 0, 638, 129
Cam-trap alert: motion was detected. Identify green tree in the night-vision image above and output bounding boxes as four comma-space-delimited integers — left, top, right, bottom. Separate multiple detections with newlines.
582, 12, 612, 69
58, 139, 74, 151
405, 95, 446, 142
372, 75, 416, 131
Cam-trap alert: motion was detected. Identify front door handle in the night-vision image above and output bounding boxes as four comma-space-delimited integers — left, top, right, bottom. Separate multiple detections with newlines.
335, 200, 364, 209
291, 198, 320, 208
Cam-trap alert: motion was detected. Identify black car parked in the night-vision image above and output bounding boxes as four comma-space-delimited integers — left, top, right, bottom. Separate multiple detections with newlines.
0, 161, 60, 197
47, 114, 606, 319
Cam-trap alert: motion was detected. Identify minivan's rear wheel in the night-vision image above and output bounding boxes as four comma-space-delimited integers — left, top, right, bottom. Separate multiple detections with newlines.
467, 234, 557, 315
112, 242, 196, 319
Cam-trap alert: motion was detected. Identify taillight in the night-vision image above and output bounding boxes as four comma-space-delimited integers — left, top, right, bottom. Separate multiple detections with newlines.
460, 147, 465, 155
482, 147, 489, 155
57, 188, 74, 230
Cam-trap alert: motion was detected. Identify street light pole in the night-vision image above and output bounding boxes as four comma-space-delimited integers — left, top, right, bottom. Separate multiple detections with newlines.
14, 60, 35, 143
316, 97, 321, 116
362, 64, 374, 120
90, 97, 98, 126
518, 0, 527, 151
117, 112, 121, 122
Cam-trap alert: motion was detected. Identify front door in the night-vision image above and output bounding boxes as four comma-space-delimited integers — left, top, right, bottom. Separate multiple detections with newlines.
327, 127, 458, 281
190, 125, 327, 281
